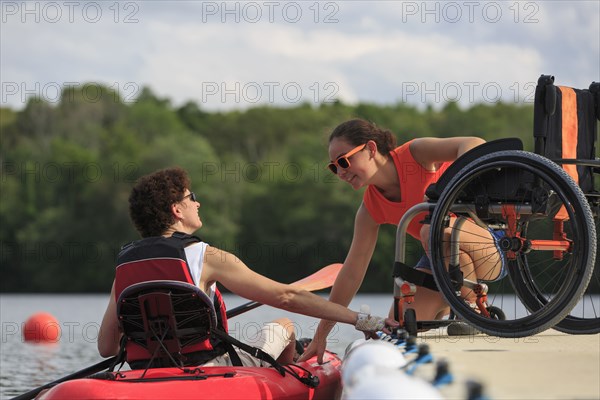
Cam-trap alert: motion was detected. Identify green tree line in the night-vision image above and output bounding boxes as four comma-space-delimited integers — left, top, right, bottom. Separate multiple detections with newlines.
1, 84, 536, 293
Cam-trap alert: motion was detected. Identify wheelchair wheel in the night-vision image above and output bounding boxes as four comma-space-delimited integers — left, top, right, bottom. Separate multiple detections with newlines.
487, 306, 505, 321
512, 253, 599, 334
549, 206, 600, 334
429, 151, 596, 337
404, 309, 418, 337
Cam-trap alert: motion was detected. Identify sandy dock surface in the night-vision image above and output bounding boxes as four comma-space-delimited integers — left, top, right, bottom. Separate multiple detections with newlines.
410, 329, 600, 399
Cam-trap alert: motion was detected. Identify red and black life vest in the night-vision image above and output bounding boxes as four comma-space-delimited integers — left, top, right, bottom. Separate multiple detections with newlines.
114, 232, 229, 364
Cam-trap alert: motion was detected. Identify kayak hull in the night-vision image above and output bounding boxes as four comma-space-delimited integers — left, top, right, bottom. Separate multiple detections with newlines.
39, 351, 342, 400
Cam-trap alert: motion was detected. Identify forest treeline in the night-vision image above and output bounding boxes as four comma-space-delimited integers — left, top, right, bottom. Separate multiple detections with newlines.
1, 84, 536, 293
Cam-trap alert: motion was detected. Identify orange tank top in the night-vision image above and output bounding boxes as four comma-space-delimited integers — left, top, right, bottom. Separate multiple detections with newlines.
363, 140, 451, 239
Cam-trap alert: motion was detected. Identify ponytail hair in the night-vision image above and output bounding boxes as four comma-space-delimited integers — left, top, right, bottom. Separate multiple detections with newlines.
329, 119, 397, 155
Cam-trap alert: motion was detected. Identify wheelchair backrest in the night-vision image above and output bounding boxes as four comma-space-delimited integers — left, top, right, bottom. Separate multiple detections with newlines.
425, 138, 523, 201
533, 75, 599, 194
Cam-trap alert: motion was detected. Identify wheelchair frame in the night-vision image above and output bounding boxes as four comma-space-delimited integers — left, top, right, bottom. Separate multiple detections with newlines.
530, 75, 600, 334
392, 145, 597, 338
391, 76, 599, 338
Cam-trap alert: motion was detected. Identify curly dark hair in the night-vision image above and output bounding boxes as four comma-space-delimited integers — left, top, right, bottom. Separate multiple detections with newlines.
128, 167, 191, 237
329, 118, 397, 156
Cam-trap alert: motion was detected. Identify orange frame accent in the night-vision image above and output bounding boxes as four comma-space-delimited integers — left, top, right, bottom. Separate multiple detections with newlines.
554, 86, 579, 221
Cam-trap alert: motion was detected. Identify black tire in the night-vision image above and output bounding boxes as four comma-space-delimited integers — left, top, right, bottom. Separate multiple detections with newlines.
404, 308, 418, 337
487, 306, 506, 321
508, 170, 600, 335
513, 253, 599, 334
546, 202, 600, 334
429, 151, 596, 337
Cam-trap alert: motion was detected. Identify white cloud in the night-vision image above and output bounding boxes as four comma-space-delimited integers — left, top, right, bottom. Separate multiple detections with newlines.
1, 1, 597, 110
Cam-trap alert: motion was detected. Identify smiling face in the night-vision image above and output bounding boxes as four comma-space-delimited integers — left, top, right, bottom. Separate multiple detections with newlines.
328, 137, 375, 190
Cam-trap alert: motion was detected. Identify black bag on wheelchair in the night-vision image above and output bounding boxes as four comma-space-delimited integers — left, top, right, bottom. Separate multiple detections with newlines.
534, 75, 599, 195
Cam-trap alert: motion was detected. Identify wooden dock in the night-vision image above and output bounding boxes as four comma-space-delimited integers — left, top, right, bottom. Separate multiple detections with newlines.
416, 329, 600, 399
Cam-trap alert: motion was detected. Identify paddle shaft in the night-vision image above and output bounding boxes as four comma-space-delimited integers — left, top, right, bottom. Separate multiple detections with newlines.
14, 263, 342, 400
226, 263, 342, 319
13, 357, 117, 400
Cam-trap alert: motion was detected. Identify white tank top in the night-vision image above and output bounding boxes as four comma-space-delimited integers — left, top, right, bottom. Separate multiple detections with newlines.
184, 242, 216, 299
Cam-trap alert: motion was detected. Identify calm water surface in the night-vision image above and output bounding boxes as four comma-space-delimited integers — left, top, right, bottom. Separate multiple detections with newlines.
0, 293, 375, 399
1, 293, 598, 399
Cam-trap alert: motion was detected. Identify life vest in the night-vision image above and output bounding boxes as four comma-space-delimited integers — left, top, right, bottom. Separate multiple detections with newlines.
114, 232, 229, 364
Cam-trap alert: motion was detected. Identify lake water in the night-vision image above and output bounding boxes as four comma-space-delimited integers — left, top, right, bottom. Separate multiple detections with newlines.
1, 293, 598, 399
0, 293, 381, 399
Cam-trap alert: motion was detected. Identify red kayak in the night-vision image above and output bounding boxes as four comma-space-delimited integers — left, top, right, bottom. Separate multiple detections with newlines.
38, 351, 342, 400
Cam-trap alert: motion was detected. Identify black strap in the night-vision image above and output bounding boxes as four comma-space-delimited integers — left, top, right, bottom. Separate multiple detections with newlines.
125, 327, 318, 387
170, 231, 202, 245
212, 329, 320, 388
449, 263, 464, 291
110, 336, 128, 372
211, 329, 287, 376
120, 232, 201, 252
222, 340, 244, 367
393, 262, 439, 292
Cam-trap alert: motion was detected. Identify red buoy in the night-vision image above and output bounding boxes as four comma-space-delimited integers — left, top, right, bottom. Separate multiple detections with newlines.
23, 312, 61, 343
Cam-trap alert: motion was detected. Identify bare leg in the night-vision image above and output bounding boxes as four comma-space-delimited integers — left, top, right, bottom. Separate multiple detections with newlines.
389, 282, 450, 321
421, 219, 502, 284
272, 318, 296, 365
451, 218, 503, 281
457, 250, 479, 304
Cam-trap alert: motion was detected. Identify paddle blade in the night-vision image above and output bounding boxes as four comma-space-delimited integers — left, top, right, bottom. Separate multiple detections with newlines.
290, 263, 343, 292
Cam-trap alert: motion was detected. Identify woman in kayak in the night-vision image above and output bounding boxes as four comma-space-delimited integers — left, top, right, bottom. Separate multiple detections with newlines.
98, 167, 397, 367
300, 119, 504, 363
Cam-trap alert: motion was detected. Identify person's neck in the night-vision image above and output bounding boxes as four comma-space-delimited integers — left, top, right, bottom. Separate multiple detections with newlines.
372, 155, 400, 201
163, 225, 192, 237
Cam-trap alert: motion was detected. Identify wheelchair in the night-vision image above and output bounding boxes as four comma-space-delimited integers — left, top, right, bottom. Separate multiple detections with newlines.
525, 75, 599, 334
392, 75, 599, 338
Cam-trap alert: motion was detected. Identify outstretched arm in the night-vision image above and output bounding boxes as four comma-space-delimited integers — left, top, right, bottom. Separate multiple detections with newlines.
203, 242, 388, 327
324, 204, 380, 309
299, 203, 381, 363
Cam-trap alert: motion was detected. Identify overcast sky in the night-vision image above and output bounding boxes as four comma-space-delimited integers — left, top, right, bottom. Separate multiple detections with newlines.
1, 1, 598, 111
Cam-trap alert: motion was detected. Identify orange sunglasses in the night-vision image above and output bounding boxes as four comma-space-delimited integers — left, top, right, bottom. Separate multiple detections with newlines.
327, 144, 366, 174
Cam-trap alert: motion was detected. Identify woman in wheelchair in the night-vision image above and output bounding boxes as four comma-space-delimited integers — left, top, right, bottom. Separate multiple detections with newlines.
300, 118, 505, 362
98, 167, 397, 368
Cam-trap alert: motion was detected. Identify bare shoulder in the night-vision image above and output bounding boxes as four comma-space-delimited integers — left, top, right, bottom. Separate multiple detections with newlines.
203, 245, 243, 276
409, 138, 441, 168
408, 137, 432, 149
410, 137, 485, 167
409, 137, 450, 156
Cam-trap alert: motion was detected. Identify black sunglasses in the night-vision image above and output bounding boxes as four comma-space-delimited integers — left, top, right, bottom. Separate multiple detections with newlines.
183, 192, 197, 202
